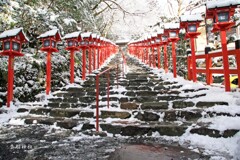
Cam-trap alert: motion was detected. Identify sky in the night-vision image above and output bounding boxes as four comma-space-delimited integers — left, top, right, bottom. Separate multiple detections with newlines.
107, 0, 172, 40
108, 0, 200, 40
109, 0, 167, 40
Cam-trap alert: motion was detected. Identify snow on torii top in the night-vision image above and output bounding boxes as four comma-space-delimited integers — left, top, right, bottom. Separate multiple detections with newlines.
0, 27, 29, 42
37, 29, 61, 41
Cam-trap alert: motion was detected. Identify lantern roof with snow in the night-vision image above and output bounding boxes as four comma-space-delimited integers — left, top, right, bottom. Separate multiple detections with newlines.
151, 33, 157, 38
180, 14, 203, 22
81, 32, 92, 40
157, 29, 164, 35
147, 34, 152, 40
206, 0, 240, 20
206, 0, 240, 9
38, 29, 61, 41
100, 37, 104, 41
164, 23, 180, 30
63, 31, 81, 41
91, 33, 98, 39
0, 27, 29, 42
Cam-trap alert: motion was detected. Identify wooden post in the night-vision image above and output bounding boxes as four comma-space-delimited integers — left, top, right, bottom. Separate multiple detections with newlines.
70, 50, 75, 83
220, 30, 230, 91
172, 42, 177, 78
164, 44, 168, 73
187, 55, 192, 80
82, 49, 86, 80
46, 51, 52, 95
190, 37, 197, 82
206, 54, 212, 85
89, 48, 92, 74
7, 56, 14, 107
157, 46, 161, 69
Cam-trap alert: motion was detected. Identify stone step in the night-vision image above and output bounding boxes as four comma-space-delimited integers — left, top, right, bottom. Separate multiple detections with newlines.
206, 111, 240, 117
196, 101, 228, 108
129, 96, 187, 103
47, 102, 87, 108
134, 109, 202, 121
140, 102, 169, 110
101, 97, 120, 102
83, 81, 117, 87
17, 108, 30, 113
182, 88, 208, 93
100, 123, 188, 136
62, 87, 95, 93
49, 109, 81, 118
120, 102, 139, 110
100, 110, 131, 119
127, 81, 156, 86
124, 84, 182, 90
29, 108, 95, 118
124, 90, 181, 97
90, 102, 119, 109
172, 101, 195, 108
23, 116, 90, 129
126, 73, 158, 78
52, 90, 117, 99
190, 127, 239, 138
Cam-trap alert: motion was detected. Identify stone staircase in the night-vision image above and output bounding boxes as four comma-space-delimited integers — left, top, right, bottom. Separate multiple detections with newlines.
16, 53, 240, 138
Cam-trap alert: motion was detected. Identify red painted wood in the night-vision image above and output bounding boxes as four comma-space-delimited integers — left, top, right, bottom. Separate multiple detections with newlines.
187, 56, 192, 80
157, 46, 161, 69
82, 49, 86, 80
164, 44, 168, 73
172, 42, 177, 78
70, 50, 75, 83
7, 56, 14, 107
190, 38, 197, 82
93, 48, 96, 70
220, 30, 230, 91
206, 54, 212, 85
89, 48, 92, 74
46, 51, 52, 95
